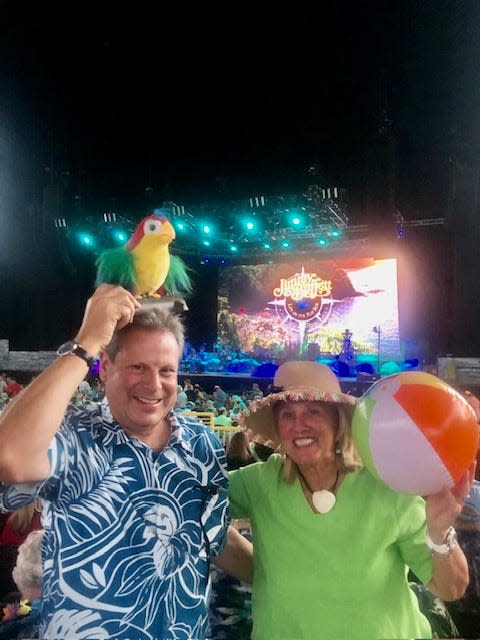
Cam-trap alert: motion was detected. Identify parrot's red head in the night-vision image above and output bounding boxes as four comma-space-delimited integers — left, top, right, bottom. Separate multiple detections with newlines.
126, 214, 176, 251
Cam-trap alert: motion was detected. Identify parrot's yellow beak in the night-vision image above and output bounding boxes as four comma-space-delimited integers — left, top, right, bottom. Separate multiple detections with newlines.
160, 220, 176, 243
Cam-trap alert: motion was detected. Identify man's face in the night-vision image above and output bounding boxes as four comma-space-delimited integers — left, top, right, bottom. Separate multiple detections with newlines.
100, 328, 180, 441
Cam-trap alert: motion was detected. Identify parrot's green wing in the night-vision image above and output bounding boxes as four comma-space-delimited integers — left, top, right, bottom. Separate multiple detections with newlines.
163, 254, 193, 296
95, 247, 137, 292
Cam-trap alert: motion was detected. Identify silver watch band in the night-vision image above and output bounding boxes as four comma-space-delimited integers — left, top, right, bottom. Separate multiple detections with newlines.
425, 526, 457, 555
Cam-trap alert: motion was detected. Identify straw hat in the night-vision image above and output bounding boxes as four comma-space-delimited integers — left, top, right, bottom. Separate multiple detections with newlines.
240, 361, 357, 444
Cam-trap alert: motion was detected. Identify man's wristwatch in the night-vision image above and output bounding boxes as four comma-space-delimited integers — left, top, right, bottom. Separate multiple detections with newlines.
425, 526, 458, 555
56, 341, 96, 368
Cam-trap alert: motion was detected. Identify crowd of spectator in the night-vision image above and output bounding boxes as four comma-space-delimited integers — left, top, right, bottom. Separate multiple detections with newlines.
174, 379, 264, 424
0, 371, 267, 429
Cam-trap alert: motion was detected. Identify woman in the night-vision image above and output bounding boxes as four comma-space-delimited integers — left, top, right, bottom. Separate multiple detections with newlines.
0, 499, 43, 601
0, 499, 43, 546
226, 431, 256, 471
0, 529, 43, 639
228, 361, 472, 640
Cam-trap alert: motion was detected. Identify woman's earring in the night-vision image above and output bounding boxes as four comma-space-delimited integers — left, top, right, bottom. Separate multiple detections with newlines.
335, 447, 341, 455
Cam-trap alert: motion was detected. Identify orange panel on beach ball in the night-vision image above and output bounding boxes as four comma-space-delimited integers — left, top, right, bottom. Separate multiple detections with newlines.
394, 377, 479, 484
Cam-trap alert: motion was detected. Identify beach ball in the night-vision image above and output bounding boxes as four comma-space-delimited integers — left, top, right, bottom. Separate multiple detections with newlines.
352, 371, 479, 495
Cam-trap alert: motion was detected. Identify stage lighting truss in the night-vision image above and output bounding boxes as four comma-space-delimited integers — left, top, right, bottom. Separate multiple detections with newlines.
50, 192, 446, 260
159, 190, 356, 257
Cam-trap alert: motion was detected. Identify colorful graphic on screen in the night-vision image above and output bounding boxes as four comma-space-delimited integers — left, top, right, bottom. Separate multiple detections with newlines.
217, 257, 401, 361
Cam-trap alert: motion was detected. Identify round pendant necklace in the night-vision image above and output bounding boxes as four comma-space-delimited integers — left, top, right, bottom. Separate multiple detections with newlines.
298, 469, 340, 514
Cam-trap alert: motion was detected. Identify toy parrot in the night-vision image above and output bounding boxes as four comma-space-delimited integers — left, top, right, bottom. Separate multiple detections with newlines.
95, 212, 192, 298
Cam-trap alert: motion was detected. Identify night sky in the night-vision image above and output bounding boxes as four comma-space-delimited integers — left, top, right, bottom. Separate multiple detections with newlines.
1, 1, 479, 357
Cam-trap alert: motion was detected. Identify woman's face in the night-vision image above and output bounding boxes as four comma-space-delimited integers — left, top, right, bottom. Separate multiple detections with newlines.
277, 400, 338, 467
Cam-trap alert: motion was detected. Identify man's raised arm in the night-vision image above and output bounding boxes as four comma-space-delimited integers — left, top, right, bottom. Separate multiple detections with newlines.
0, 285, 139, 483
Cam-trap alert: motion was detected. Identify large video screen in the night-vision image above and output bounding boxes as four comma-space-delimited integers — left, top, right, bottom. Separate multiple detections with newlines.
217, 257, 401, 361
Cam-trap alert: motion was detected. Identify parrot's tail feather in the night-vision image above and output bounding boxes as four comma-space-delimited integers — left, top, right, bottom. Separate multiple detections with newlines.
95, 247, 137, 291
163, 255, 194, 296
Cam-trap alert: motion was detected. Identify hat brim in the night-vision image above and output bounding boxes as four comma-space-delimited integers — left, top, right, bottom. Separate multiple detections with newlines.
240, 387, 357, 444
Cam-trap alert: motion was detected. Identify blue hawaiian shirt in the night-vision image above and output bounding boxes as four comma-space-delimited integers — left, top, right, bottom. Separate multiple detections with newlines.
0, 400, 229, 640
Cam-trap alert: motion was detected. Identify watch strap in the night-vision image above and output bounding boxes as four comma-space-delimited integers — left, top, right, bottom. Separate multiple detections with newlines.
425, 526, 457, 555
71, 344, 95, 368
57, 341, 96, 368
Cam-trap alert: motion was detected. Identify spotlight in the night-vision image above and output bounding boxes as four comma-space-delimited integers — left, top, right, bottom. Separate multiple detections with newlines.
288, 212, 305, 229
77, 232, 95, 249
174, 220, 187, 231
113, 230, 127, 243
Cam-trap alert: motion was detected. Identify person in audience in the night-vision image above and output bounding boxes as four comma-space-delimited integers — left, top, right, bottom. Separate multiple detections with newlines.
195, 397, 207, 412
12, 529, 43, 602
212, 385, 227, 411
90, 377, 105, 401
228, 360, 472, 640
230, 395, 247, 418
182, 400, 196, 413
194, 383, 206, 403
183, 379, 196, 402
5, 377, 22, 398
0, 284, 252, 640
214, 407, 232, 428
250, 383, 263, 400
205, 398, 216, 414
174, 383, 188, 411
0, 499, 43, 600
225, 431, 256, 471
0, 499, 43, 546
463, 389, 480, 422
77, 379, 92, 396
0, 529, 44, 640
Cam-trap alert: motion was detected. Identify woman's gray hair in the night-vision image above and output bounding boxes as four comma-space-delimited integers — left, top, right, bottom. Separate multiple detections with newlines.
12, 529, 44, 597
104, 305, 185, 361
272, 400, 363, 483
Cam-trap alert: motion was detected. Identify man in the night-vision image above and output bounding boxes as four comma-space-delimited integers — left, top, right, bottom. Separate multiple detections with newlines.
212, 385, 227, 411
0, 284, 251, 640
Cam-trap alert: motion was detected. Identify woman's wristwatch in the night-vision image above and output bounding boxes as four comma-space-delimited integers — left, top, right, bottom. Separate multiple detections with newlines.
425, 526, 458, 555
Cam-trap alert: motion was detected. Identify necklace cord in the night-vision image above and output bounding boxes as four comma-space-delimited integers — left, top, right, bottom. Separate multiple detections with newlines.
298, 468, 339, 494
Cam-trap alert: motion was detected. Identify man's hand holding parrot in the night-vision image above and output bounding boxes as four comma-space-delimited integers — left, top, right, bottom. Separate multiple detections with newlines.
74, 284, 141, 356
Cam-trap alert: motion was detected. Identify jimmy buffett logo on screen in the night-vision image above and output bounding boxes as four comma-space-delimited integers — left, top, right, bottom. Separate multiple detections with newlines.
271, 267, 333, 322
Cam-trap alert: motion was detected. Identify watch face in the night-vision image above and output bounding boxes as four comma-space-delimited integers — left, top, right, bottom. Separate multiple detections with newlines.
57, 340, 76, 356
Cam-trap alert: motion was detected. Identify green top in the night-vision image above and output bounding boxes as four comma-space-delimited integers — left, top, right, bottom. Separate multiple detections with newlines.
228, 455, 433, 640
